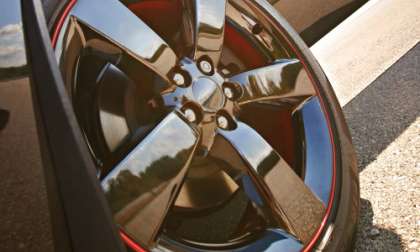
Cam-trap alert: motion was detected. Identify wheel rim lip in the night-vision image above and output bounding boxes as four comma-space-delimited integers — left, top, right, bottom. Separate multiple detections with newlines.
249, 2, 337, 251
50, 1, 337, 251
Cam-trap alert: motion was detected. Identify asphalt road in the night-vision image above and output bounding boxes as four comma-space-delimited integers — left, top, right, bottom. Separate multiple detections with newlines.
312, 0, 420, 250
348, 43, 420, 252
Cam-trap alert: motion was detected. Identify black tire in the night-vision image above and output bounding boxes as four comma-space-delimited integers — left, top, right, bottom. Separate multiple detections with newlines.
43, 1, 359, 251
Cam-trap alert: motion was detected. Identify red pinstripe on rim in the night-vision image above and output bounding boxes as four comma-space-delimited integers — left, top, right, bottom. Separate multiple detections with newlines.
51, 0, 76, 48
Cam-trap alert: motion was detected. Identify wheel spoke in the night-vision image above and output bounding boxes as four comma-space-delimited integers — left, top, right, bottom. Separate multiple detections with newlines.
101, 111, 200, 247
214, 122, 325, 244
71, 0, 178, 82
182, 0, 227, 65
96, 63, 133, 152
229, 59, 315, 106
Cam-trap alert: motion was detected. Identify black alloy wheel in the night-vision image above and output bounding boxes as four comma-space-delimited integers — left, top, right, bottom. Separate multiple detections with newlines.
45, 0, 360, 251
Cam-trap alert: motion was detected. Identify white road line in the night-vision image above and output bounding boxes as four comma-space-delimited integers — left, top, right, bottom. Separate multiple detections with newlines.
311, 0, 420, 106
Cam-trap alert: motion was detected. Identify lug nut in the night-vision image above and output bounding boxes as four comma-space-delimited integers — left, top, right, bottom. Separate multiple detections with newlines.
173, 72, 185, 86
252, 23, 263, 35
222, 81, 241, 101
184, 108, 197, 123
217, 115, 229, 129
223, 86, 234, 99
199, 59, 213, 74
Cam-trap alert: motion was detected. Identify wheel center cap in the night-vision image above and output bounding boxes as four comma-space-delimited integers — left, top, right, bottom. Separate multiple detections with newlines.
192, 77, 224, 112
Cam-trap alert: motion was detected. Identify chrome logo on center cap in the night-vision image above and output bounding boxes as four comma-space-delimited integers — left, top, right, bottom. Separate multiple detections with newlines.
192, 77, 224, 112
